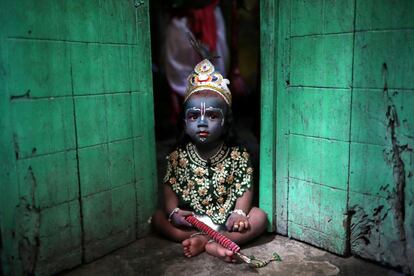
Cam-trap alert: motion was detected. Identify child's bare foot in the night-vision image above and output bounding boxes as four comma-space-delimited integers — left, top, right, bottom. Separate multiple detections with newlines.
205, 241, 236, 263
182, 235, 208, 258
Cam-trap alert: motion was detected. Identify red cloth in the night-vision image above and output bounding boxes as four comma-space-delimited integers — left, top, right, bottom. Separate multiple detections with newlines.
189, 0, 219, 52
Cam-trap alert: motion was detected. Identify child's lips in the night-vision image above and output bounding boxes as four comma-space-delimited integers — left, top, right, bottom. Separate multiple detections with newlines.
198, 131, 209, 138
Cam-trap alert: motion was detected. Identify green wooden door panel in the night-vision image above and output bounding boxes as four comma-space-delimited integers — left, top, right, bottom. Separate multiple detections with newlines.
11, 99, 76, 158
288, 178, 347, 251
0, 0, 156, 274
259, 0, 278, 231
8, 40, 72, 97
75, 94, 136, 148
5, 0, 137, 44
291, 0, 354, 36
348, 2, 414, 272
349, 143, 395, 196
17, 151, 79, 209
264, 0, 414, 271
75, 96, 110, 147
403, 151, 414, 274
78, 145, 111, 196
71, 44, 105, 95
82, 184, 136, 262
355, 0, 414, 30
290, 34, 353, 88
274, 0, 291, 235
36, 201, 82, 275
78, 140, 135, 197
353, 31, 414, 89
350, 89, 390, 146
288, 179, 321, 231
349, 191, 407, 268
351, 89, 414, 146
108, 140, 136, 188
289, 87, 351, 141
106, 94, 135, 141
289, 135, 349, 190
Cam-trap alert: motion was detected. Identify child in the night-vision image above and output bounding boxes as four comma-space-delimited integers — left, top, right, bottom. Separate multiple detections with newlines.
152, 59, 267, 263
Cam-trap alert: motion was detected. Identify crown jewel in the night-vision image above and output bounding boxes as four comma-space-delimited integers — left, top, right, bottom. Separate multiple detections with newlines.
184, 59, 232, 106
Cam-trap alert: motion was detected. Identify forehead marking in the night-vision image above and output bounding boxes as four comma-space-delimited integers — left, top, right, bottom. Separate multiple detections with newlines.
200, 102, 206, 121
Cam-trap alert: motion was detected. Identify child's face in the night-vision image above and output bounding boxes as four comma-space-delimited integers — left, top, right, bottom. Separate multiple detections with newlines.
184, 92, 228, 146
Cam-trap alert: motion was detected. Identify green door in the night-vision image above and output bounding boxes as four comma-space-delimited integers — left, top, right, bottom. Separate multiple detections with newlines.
0, 1, 157, 275
261, 0, 350, 255
260, 1, 413, 272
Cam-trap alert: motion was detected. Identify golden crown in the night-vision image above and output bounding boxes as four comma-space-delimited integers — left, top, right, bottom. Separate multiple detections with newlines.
184, 59, 232, 106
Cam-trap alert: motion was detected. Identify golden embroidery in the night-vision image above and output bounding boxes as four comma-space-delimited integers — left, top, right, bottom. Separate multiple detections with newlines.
230, 149, 240, 160
163, 143, 252, 224
194, 167, 206, 176
170, 151, 179, 161
179, 158, 188, 168
226, 175, 234, 184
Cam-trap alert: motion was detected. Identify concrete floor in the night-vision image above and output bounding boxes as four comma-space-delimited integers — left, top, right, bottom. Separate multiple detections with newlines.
61, 233, 403, 276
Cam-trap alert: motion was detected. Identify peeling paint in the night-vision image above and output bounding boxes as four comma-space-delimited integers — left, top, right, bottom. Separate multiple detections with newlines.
10, 90, 31, 101
16, 198, 40, 275
349, 204, 390, 247
12, 133, 19, 160
382, 62, 412, 273
16, 166, 40, 275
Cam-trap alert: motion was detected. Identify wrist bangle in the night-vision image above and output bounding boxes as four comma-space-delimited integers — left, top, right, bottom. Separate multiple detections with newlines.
168, 207, 180, 221
190, 232, 206, 238
232, 209, 249, 218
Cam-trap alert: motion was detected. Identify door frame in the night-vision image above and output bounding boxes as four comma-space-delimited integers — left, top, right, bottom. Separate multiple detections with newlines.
259, 0, 279, 232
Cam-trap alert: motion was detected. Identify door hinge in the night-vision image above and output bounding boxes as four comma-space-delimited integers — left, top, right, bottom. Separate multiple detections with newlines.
134, 0, 144, 7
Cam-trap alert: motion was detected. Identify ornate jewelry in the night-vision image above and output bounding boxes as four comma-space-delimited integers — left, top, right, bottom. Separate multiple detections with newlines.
184, 59, 232, 106
190, 232, 206, 238
168, 207, 180, 222
231, 209, 249, 218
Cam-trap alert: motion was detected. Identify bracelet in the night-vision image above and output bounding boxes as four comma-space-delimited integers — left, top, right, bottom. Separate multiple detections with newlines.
190, 232, 206, 238
168, 207, 180, 221
231, 209, 249, 218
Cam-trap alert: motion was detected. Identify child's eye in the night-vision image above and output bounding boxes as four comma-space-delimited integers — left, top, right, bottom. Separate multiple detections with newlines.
187, 114, 199, 120
207, 112, 221, 120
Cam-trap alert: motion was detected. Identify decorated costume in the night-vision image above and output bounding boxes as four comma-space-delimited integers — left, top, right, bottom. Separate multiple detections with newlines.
164, 143, 253, 225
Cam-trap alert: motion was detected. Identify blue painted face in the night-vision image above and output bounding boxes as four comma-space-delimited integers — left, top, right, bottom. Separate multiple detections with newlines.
184, 92, 228, 147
